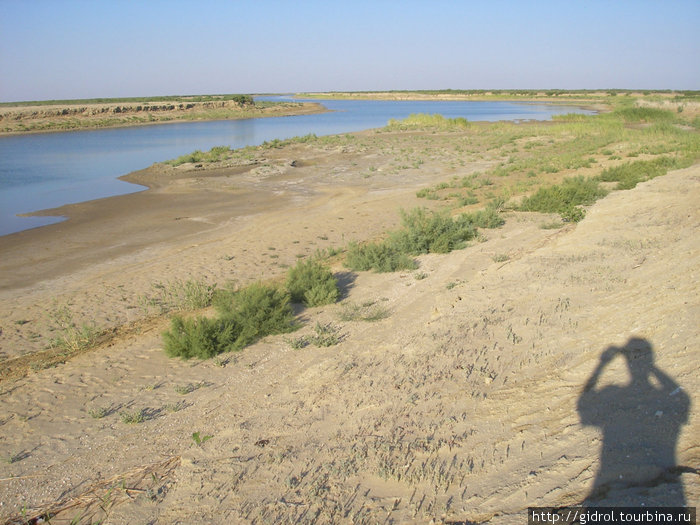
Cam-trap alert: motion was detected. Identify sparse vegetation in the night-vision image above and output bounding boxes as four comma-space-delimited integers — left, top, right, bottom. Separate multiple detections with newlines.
307, 322, 341, 347
597, 156, 691, 190
262, 133, 318, 149
88, 406, 110, 419
164, 145, 234, 166
519, 176, 608, 222
191, 432, 213, 446
387, 113, 470, 130
337, 301, 390, 322
139, 279, 216, 314
47, 304, 99, 353
119, 409, 146, 424
287, 322, 342, 349
344, 206, 505, 272
174, 382, 206, 395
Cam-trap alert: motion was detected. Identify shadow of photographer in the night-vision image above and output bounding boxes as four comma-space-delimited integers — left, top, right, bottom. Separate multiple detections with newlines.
577, 338, 691, 505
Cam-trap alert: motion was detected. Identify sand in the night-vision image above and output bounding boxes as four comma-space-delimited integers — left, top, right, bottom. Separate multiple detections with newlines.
0, 126, 697, 523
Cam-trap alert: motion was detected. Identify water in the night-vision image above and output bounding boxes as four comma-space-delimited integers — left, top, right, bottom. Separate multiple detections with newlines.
0, 98, 592, 236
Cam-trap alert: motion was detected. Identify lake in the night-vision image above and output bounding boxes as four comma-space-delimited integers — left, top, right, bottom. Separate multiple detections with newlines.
0, 97, 593, 236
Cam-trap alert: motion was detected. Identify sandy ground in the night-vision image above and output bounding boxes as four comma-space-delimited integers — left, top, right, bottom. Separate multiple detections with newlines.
0, 127, 697, 523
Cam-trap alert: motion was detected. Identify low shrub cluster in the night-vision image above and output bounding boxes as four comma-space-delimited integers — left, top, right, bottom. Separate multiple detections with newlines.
386, 113, 469, 131
286, 259, 340, 306
262, 133, 318, 149
519, 176, 608, 222
389, 208, 476, 254
345, 206, 503, 273
597, 156, 689, 190
163, 283, 296, 359
345, 241, 418, 273
163, 260, 341, 359
165, 145, 233, 166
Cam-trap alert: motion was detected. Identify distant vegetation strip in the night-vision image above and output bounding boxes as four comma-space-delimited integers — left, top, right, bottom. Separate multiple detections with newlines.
0, 94, 254, 107
386, 113, 470, 130
299, 89, 699, 100
0, 97, 323, 134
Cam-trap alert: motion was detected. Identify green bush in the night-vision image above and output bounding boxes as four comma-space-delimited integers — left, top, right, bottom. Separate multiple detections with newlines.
163, 315, 238, 359
597, 156, 686, 190
344, 207, 502, 273
286, 259, 340, 306
519, 176, 608, 222
215, 283, 297, 348
163, 282, 297, 359
389, 208, 477, 254
345, 241, 417, 273
462, 207, 505, 229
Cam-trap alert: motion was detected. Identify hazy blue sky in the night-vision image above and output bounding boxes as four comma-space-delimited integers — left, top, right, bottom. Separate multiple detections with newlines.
1, 0, 698, 101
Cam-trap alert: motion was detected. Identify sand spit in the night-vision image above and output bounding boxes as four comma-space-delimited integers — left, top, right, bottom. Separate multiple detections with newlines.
0, 100, 326, 135
0, 128, 697, 522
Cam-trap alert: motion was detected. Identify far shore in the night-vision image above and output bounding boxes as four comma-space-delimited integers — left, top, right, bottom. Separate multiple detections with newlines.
0, 99, 328, 135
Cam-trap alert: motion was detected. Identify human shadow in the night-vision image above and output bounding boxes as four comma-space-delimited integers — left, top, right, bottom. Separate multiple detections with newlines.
577, 338, 691, 506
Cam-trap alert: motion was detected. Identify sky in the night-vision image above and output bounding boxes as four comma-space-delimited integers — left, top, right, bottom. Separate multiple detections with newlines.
0, 0, 698, 102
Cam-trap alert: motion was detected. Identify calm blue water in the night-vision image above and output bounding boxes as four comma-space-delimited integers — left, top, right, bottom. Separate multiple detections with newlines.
0, 98, 592, 236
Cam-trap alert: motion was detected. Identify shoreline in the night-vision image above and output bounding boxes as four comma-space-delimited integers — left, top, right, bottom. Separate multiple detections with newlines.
1, 98, 600, 240
0, 100, 328, 136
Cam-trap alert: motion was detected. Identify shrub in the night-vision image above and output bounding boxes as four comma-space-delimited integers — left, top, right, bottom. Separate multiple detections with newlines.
462, 207, 505, 229
519, 176, 607, 222
345, 241, 417, 273
286, 259, 340, 306
163, 315, 238, 359
215, 283, 297, 348
344, 207, 501, 272
165, 145, 233, 166
389, 208, 477, 254
163, 282, 297, 359
597, 156, 686, 190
